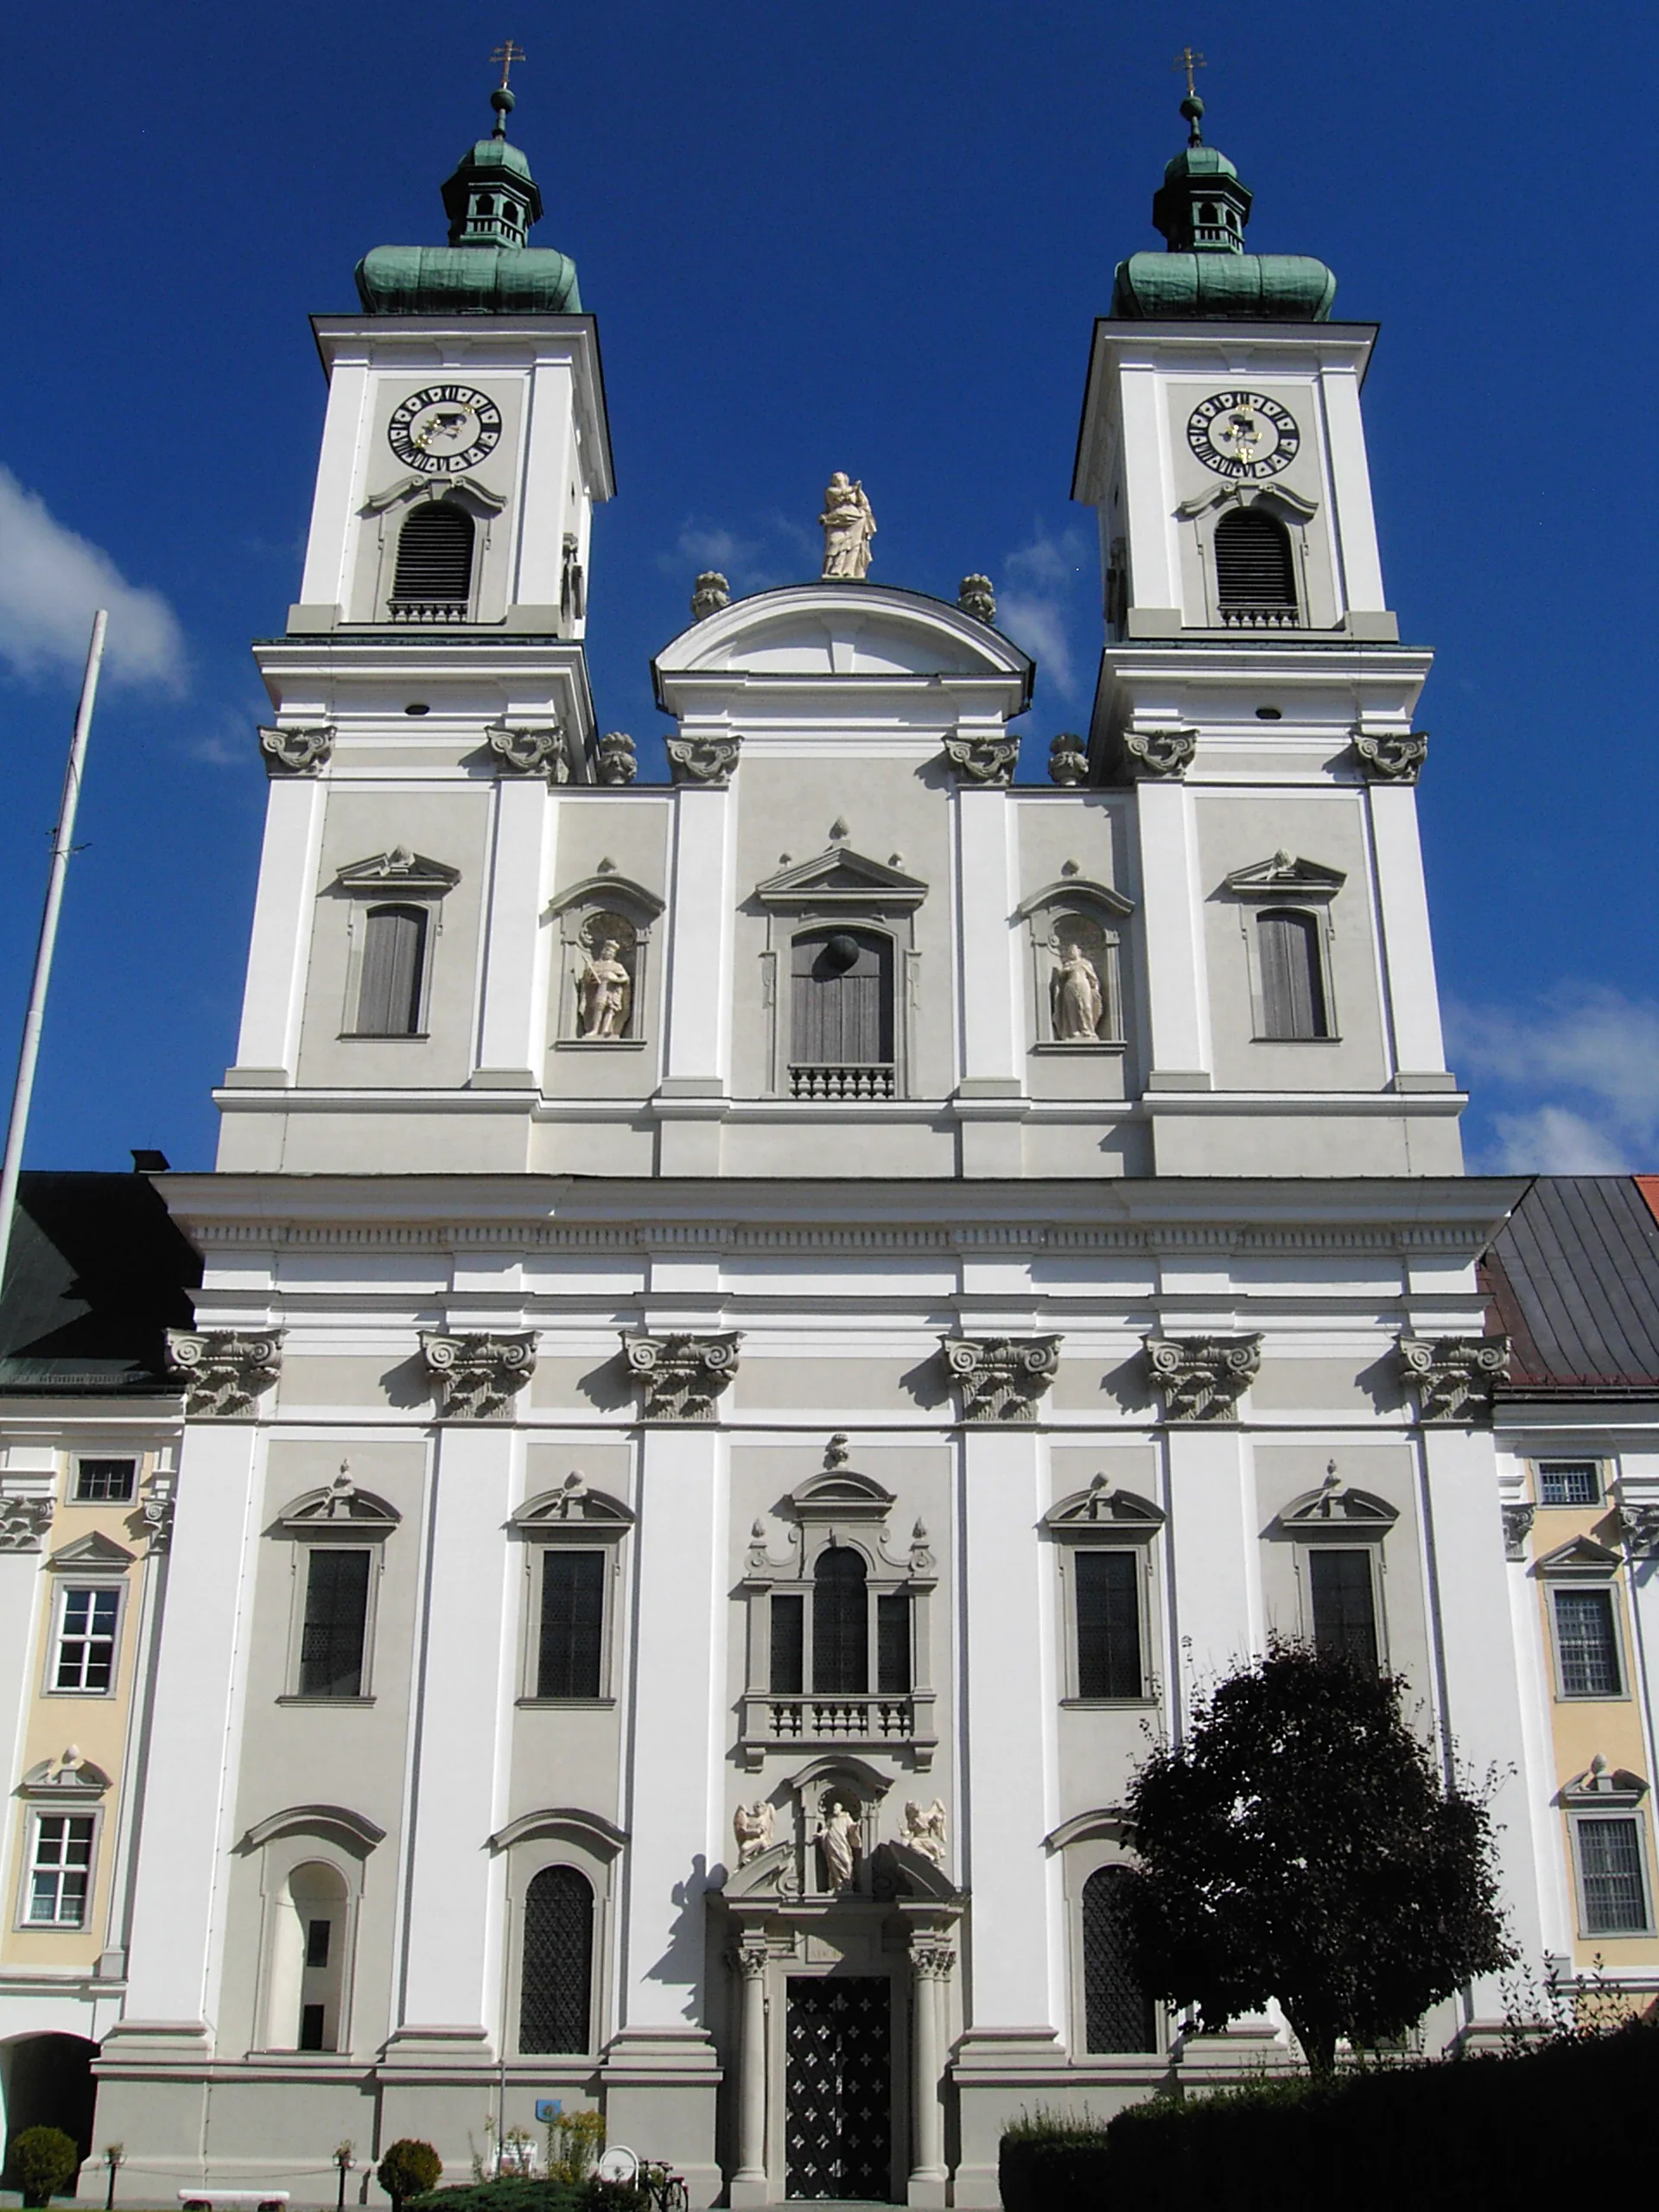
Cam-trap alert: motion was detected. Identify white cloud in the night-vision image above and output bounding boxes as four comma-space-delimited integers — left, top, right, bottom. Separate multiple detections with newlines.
996, 590, 1077, 697
0, 467, 187, 690
1448, 985, 1659, 1171
996, 525, 1091, 701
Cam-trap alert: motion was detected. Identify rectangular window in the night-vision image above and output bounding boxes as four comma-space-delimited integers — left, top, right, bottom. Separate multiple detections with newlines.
298, 1549, 372, 1698
26, 1814, 94, 1926
54, 1587, 120, 1692
770, 1593, 804, 1694
1577, 1817, 1651, 1934
74, 1459, 136, 1503
1554, 1587, 1622, 1697
876, 1592, 912, 1694
306, 1918, 332, 1969
1309, 1549, 1378, 1669
299, 2003, 327, 2052
1075, 1552, 1143, 1700
537, 1550, 605, 1700
1257, 908, 1331, 1040
354, 904, 428, 1037
1539, 1461, 1601, 1507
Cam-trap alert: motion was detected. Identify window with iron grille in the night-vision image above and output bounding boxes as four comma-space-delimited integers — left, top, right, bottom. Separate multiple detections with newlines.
1075, 1552, 1143, 1699
390, 500, 475, 612
1257, 909, 1330, 1039
1539, 1461, 1601, 1507
354, 904, 429, 1036
768, 1557, 912, 1696
1576, 1816, 1651, 1933
299, 1550, 371, 1698
1082, 1865, 1156, 2052
27, 1814, 94, 1926
1213, 506, 1297, 617
74, 1458, 136, 1503
537, 1551, 606, 1700
518, 1865, 594, 2054
54, 1587, 120, 1692
1554, 1588, 1622, 1698
1309, 1549, 1378, 1669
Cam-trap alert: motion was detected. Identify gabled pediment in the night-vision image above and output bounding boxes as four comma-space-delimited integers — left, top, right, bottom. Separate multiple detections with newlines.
1046, 1475, 1165, 1538
335, 846, 461, 897
20, 1750, 113, 1797
755, 847, 928, 910
1224, 852, 1346, 902
1535, 1534, 1621, 1576
1560, 1755, 1647, 1806
46, 1530, 135, 1573
788, 1471, 897, 1523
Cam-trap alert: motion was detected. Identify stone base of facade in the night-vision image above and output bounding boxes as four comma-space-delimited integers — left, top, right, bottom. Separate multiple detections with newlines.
599, 2026, 724, 2208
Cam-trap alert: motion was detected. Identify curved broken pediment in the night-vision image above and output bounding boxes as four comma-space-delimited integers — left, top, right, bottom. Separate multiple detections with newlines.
653, 582, 1033, 689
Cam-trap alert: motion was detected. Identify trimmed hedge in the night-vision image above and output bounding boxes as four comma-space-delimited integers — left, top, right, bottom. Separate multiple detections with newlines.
1000, 2021, 1659, 2212
409, 2183, 647, 2212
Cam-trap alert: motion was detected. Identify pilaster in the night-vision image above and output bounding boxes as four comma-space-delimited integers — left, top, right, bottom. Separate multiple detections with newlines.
1164, 1424, 1260, 1708
656, 770, 738, 1175
1367, 779, 1454, 1089
950, 767, 1024, 1177
475, 775, 552, 1085
226, 773, 328, 1085
1134, 775, 1211, 1095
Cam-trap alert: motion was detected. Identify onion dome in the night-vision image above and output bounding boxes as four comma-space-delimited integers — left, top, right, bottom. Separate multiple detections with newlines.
1112, 94, 1335, 321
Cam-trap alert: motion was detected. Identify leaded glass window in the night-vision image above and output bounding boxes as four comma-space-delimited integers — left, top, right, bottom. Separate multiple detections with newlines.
1082, 1865, 1155, 2052
537, 1551, 606, 1699
812, 1548, 868, 1694
1075, 1552, 1142, 1699
519, 1865, 594, 2054
299, 1549, 371, 1697
1309, 1548, 1378, 1669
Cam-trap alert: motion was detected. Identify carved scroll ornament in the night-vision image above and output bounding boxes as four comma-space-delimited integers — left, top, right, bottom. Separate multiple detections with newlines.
624, 1332, 741, 1421
1122, 728, 1197, 780
942, 734, 1019, 786
667, 735, 741, 787
166, 1329, 284, 1419
0, 1489, 54, 1554
1501, 1503, 1535, 1561
1145, 1334, 1262, 1421
421, 1332, 537, 1421
259, 724, 334, 776
1620, 1503, 1659, 1557
1397, 1335, 1510, 1423
940, 1335, 1061, 1423
486, 721, 569, 782
1353, 729, 1429, 784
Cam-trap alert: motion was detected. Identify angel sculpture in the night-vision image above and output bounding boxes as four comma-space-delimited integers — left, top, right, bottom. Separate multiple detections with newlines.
734, 1800, 774, 1866
902, 1798, 948, 1867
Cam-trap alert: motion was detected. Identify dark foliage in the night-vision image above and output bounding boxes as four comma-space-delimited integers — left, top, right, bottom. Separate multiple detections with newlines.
1122, 1641, 1510, 2078
9, 2126, 80, 2209
408, 2183, 648, 2212
378, 2140, 443, 2211
999, 2020, 1659, 2212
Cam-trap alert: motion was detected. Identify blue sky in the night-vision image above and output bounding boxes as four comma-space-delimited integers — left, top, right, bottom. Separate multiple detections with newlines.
1, 0, 1656, 1174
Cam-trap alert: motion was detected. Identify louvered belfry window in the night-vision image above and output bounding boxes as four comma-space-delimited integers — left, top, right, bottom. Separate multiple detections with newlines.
1214, 506, 1297, 613
1082, 1865, 1157, 2052
390, 500, 475, 613
1256, 908, 1329, 1039
518, 1865, 594, 2053
355, 904, 428, 1035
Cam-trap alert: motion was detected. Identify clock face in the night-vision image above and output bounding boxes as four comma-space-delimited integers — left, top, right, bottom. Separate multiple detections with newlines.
1185, 391, 1301, 480
387, 385, 504, 476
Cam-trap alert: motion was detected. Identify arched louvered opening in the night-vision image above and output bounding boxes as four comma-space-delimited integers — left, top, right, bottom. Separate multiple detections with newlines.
791, 926, 894, 1098
1082, 1866, 1156, 2052
390, 500, 475, 620
354, 904, 429, 1036
518, 1865, 594, 2054
1256, 907, 1330, 1040
812, 1547, 868, 1694
1214, 506, 1298, 627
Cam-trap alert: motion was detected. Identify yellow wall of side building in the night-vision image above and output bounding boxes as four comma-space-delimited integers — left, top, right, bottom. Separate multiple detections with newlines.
2, 1452, 158, 1973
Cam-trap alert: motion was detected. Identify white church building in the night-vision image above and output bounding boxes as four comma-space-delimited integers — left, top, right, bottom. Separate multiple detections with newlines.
5, 73, 1655, 2210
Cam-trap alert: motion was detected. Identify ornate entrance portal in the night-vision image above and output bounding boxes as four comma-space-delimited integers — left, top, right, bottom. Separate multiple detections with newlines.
784, 1976, 893, 2200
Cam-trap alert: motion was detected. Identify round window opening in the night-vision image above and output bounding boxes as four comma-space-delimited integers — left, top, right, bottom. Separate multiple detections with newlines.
823, 933, 862, 972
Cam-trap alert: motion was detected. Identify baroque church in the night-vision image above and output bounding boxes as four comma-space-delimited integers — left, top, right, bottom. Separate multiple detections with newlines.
3, 73, 1659, 2210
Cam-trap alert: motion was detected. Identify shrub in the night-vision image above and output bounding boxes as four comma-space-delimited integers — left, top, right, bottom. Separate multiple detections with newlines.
10, 2126, 80, 2209
378, 2139, 444, 2211
408, 2184, 646, 2212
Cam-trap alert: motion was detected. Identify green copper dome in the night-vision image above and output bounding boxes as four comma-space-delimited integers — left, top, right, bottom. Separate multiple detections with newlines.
354, 83, 582, 316
1111, 94, 1334, 321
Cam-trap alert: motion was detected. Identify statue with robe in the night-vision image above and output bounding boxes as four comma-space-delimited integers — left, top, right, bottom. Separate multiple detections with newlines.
577, 938, 632, 1039
820, 474, 876, 580
1052, 943, 1104, 1041
817, 1796, 861, 1890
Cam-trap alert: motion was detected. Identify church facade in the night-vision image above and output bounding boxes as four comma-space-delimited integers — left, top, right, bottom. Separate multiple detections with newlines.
4, 75, 1656, 2209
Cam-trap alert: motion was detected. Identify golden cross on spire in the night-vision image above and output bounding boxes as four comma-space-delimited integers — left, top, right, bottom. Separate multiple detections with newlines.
492, 39, 526, 89
1173, 46, 1206, 98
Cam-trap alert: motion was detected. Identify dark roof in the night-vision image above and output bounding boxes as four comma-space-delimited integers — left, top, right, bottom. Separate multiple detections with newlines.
1482, 1176, 1659, 1396
0, 1172, 200, 1396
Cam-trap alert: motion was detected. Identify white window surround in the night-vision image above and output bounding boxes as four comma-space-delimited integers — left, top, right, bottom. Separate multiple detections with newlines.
1045, 1810, 1166, 2062
18, 1807, 101, 1931
243, 1807, 383, 2056
41, 1534, 134, 1699
1014, 878, 1136, 1053
13, 1751, 113, 1934
361, 474, 505, 626
548, 873, 664, 1051
1535, 1537, 1630, 1702
751, 846, 928, 1100
1560, 1764, 1654, 1937
332, 848, 461, 1040
72, 1456, 138, 1504
1224, 853, 1345, 1044
511, 1475, 634, 1706
489, 1807, 626, 2061
1534, 1459, 1605, 1509
1174, 480, 1320, 631
275, 1474, 400, 1706
1044, 1477, 1165, 1707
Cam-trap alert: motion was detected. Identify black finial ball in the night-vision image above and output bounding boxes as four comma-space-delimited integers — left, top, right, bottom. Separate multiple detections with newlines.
1179, 93, 1205, 123
492, 85, 516, 116
823, 934, 862, 973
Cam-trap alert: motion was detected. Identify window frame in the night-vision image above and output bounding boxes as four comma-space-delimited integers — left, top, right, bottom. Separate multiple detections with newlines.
72, 1456, 137, 1504
1224, 857, 1345, 1046
290, 1545, 378, 1702
493, 1810, 624, 2061
1052, 1821, 1167, 2063
1535, 1459, 1605, 1509
274, 1478, 401, 1707
1294, 1541, 1389, 1670
1046, 1478, 1165, 1710
1569, 1810, 1654, 1937
512, 1479, 634, 1709
751, 851, 929, 1103
1549, 1583, 1627, 1702
786, 923, 899, 1098
17, 1807, 101, 1932
44, 1578, 125, 1699
351, 902, 432, 1039
333, 850, 461, 1044
1058, 1546, 1156, 1706
387, 493, 480, 620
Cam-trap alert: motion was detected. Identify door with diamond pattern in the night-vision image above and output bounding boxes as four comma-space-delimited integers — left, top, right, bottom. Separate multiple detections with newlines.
784, 1975, 893, 2200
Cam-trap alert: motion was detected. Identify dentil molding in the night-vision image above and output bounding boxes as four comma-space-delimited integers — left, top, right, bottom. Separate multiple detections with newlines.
1397, 1334, 1510, 1423
624, 1332, 742, 1421
259, 724, 334, 776
667, 735, 741, 786
1144, 1333, 1262, 1421
939, 1336, 1062, 1423
166, 1329, 284, 1419
942, 734, 1019, 785
420, 1332, 537, 1421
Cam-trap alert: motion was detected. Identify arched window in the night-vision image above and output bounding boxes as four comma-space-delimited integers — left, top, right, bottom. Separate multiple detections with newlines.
812, 1548, 868, 1694
1256, 907, 1330, 1039
1214, 506, 1297, 620
1081, 1866, 1156, 2053
390, 500, 475, 616
354, 904, 429, 1036
264, 1859, 351, 2052
791, 928, 893, 1098
519, 1865, 594, 2054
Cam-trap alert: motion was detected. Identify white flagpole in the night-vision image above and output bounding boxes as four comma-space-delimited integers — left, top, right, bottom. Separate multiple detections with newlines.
0, 608, 110, 1299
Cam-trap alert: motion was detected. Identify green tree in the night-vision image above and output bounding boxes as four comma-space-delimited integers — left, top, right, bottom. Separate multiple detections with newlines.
1122, 1641, 1511, 2082
377, 2139, 443, 2212
10, 2126, 80, 2209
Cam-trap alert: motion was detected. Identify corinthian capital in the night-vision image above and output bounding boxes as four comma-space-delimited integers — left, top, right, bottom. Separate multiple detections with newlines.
421, 1332, 537, 1421
942, 734, 1019, 785
486, 722, 569, 782
667, 735, 741, 786
166, 1329, 284, 1419
1398, 1335, 1510, 1424
1145, 1334, 1262, 1422
1352, 729, 1428, 784
625, 1332, 741, 1421
259, 724, 334, 776
1122, 728, 1197, 780
940, 1336, 1061, 1423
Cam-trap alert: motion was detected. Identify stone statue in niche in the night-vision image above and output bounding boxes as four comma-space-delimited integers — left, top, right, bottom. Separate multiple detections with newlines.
816, 1791, 861, 1890
820, 474, 876, 581
734, 1800, 775, 1866
1051, 934, 1106, 1041
577, 940, 632, 1038
901, 1799, 948, 1866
